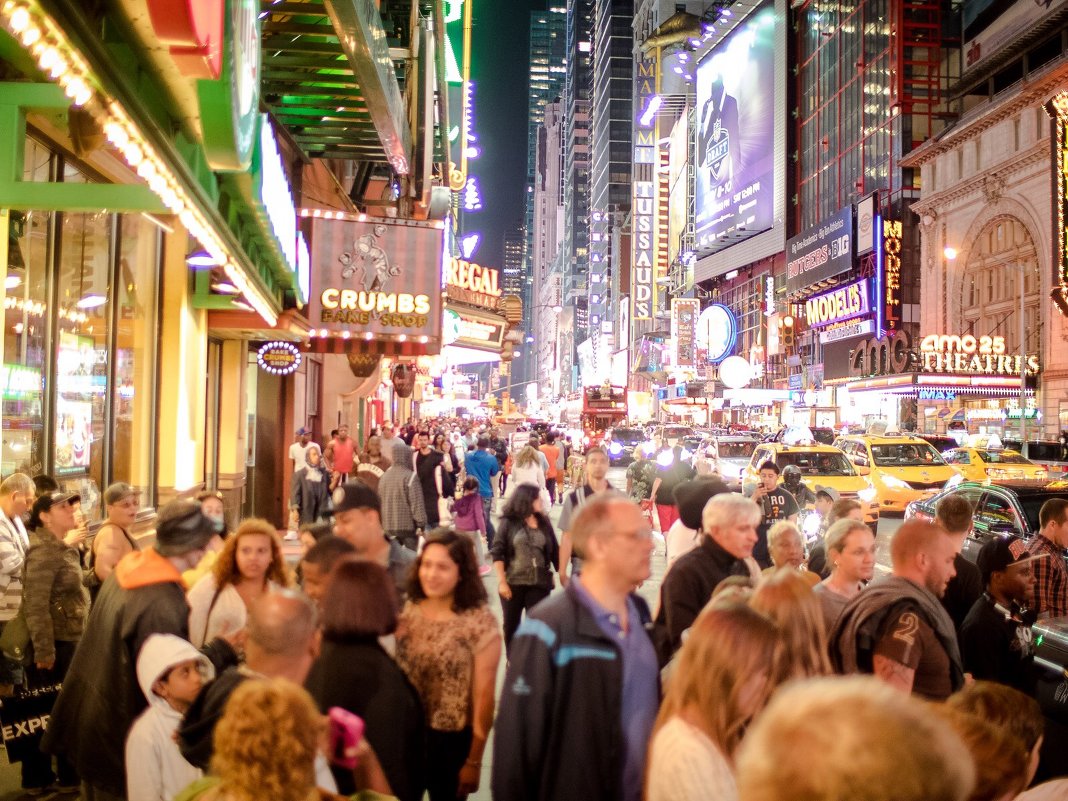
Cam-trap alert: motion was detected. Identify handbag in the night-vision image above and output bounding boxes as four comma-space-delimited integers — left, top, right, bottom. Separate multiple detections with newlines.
0, 676, 62, 762
0, 609, 31, 665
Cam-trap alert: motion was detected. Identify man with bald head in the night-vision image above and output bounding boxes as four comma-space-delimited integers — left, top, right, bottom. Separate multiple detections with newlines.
179, 589, 321, 769
493, 494, 659, 801
831, 519, 965, 700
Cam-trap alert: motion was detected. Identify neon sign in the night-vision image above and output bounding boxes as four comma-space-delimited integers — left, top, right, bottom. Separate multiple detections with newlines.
254, 116, 298, 275
919, 334, 1040, 376
1048, 92, 1068, 318
882, 219, 902, 329
446, 259, 501, 297
257, 341, 302, 376
804, 279, 871, 329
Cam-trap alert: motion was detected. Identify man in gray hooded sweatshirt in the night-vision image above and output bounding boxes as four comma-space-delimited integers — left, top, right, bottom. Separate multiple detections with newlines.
378, 441, 428, 551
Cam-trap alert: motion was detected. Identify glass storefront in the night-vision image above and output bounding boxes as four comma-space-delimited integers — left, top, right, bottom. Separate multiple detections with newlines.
2, 138, 161, 515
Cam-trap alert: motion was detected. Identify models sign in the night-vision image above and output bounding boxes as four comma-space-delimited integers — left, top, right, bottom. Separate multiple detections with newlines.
694, 2, 776, 253
308, 217, 445, 341
804, 279, 870, 329
786, 207, 854, 294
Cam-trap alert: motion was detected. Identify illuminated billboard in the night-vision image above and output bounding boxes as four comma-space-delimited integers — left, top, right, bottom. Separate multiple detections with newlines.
307, 216, 445, 343
963, 0, 1068, 71
694, 2, 776, 254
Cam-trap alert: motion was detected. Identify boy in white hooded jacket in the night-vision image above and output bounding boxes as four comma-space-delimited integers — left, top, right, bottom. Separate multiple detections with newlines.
126, 634, 215, 801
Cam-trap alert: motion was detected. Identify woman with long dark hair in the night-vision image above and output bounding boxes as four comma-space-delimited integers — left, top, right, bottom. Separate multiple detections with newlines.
396, 530, 501, 801
489, 483, 559, 650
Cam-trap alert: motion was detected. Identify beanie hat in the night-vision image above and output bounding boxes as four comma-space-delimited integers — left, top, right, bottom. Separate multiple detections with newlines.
673, 478, 730, 530
154, 500, 217, 556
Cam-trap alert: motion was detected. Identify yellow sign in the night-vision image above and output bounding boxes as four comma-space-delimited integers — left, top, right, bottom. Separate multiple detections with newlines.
446, 259, 502, 297
920, 333, 1040, 376
319, 288, 431, 326
883, 220, 901, 327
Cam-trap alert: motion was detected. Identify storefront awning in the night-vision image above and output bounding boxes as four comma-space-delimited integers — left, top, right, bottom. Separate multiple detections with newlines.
843, 373, 1035, 397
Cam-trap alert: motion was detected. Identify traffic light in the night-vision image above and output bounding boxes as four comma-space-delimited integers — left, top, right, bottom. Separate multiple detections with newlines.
780, 315, 795, 349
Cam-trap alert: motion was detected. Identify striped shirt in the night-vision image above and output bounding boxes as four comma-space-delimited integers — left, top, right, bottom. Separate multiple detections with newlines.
1027, 533, 1068, 619
0, 508, 29, 622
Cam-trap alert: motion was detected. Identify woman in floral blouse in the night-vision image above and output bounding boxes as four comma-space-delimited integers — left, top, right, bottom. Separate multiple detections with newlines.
396, 529, 502, 801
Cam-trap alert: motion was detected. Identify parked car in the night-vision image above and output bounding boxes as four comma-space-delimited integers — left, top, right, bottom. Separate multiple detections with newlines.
918, 434, 959, 453
705, 435, 761, 490
833, 433, 960, 513
905, 479, 1068, 566
941, 447, 1048, 483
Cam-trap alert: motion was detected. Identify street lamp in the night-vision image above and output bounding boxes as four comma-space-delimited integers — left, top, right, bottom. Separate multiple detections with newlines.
943, 246, 958, 261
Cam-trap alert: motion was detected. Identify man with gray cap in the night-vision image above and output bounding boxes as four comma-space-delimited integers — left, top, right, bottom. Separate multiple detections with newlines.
332, 479, 416, 604
43, 500, 240, 801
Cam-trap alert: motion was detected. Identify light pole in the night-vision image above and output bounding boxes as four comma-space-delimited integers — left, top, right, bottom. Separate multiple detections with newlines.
1013, 264, 1028, 453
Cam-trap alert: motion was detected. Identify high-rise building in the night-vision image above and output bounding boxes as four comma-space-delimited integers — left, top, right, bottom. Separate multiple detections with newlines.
588, 0, 634, 375
561, 0, 595, 389
532, 101, 566, 387
502, 224, 526, 298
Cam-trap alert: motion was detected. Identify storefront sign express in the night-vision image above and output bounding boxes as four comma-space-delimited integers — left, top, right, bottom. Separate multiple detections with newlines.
804, 279, 871, 329
919, 334, 1040, 376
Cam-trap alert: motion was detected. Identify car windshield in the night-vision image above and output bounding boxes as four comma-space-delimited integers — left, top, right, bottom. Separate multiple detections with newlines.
662, 426, 693, 439
611, 429, 645, 445
776, 452, 856, 476
811, 428, 836, 445
977, 450, 1031, 465
870, 443, 947, 467
718, 441, 758, 459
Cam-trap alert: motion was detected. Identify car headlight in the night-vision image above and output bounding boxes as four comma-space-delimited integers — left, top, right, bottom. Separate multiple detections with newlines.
881, 475, 911, 490
858, 485, 878, 502
656, 450, 675, 468
608, 442, 623, 456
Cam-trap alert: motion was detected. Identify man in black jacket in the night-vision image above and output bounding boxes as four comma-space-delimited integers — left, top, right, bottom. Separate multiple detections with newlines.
936, 493, 983, 632
656, 492, 762, 656
179, 590, 320, 770
492, 494, 658, 801
43, 501, 235, 801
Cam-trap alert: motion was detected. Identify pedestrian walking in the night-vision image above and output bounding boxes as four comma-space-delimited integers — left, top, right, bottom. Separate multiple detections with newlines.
812, 518, 876, 633
745, 461, 798, 569
664, 477, 731, 568
831, 520, 964, 700
435, 434, 458, 501
491, 484, 559, 650
506, 446, 551, 509
305, 559, 427, 801
288, 427, 318, 474
331, 480, 415, 605
354, 435, 391, 492
539, 432, 561, 505
21, 490, 90, 794
492, 495, 658, 801
557, 446, 613, 586
290, 443, 335, 526
807, 498, 864, 578
415, 431, 445, 529
451, 478, 489, 571
749, 570, 832, 682
186, 518, 291, 647
936, 494, 983, 632
464, 437, 500, 547
379, 441, 428, 552
324, 424, 357, 482
43, 499, 237, 801
650, 445, 696, 535
646, 604, 778, 801
762, 521, 821, 586
397, 530, 501, 801
297, 536, 355, 610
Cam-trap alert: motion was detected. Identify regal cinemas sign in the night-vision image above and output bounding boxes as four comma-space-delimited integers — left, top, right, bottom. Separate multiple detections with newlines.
920, 334, 1040, 376
446, 258, 502, 307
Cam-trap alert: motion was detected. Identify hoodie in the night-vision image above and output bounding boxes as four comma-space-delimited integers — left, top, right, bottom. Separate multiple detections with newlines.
378, 442, 427, 534
43, 549, 238, 796
126, 635, 214, 801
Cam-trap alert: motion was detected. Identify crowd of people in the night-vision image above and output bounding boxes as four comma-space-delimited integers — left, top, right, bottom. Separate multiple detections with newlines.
0, 418, 1065, 801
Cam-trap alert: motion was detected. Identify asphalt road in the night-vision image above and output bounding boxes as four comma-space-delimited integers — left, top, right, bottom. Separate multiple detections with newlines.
0, 468, 902, 800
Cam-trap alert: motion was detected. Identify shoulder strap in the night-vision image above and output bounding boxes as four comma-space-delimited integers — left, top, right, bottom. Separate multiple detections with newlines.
203, 583, 225, 645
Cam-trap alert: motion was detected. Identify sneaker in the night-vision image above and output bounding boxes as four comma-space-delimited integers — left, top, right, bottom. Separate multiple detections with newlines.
24, 786, 52, 797
478, 565, 492, 577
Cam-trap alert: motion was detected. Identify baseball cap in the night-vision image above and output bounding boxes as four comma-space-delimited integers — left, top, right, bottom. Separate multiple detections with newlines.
296, 427, 311, 436
976, 535, 1047, 585
104, 482, 138, 506
29, 490, 81, 529
815, 485, 840, 503
154, 500, 217, 557
674, 478, 730, 530
331, 480, 381, 515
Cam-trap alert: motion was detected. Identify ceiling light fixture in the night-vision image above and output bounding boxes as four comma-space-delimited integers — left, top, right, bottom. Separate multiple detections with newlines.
76, 293, 107, 309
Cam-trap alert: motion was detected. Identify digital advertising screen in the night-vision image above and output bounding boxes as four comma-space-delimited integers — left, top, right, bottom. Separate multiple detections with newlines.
694, 1, 777, 255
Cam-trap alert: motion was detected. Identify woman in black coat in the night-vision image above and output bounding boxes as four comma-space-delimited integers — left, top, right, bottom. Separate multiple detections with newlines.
304, 558, 426, 801
291, 444, 334, 525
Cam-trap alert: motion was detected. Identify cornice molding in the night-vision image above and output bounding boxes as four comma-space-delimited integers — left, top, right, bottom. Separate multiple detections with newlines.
911, 144, 1049, 216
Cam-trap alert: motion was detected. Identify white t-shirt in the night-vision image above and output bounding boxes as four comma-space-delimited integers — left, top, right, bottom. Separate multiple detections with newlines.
289, 440, 318, 472
646, 716, 737, 801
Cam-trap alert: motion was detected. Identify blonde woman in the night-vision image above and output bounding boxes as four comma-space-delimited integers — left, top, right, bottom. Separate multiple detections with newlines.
646, 603, 779, 801
187, 519, 291, 647
506, 446, 550, 509
812, 518, 876, 633
750, 570, 833, 682
173, 677, 393, 801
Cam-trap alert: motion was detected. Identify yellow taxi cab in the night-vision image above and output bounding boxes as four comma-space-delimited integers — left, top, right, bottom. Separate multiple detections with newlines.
941, 447, 1048, 483
831, 433, 960, 513
741, 441, 880, 530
